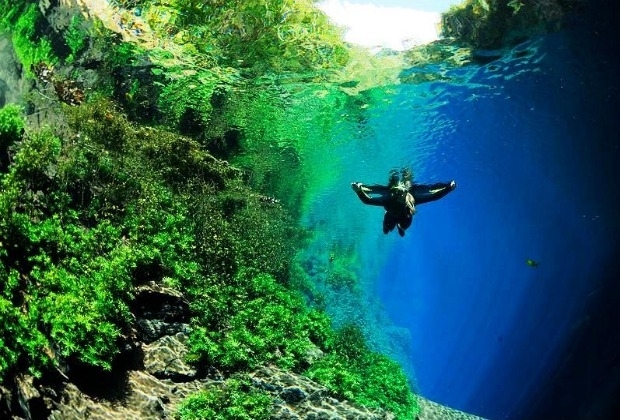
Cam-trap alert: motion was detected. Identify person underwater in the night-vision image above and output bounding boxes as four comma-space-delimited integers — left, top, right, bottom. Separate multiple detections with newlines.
351, 168, 456, 237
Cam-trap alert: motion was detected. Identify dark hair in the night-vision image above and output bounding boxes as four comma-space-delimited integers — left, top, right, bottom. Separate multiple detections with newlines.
388, 169, 399, 187
388, 168, 413, 187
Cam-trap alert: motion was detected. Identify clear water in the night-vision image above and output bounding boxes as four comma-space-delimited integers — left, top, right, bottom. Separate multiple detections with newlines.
292, 1, 619, 419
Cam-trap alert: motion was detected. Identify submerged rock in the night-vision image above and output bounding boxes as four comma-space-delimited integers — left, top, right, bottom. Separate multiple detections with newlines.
143, 334, 197, 382
417, 396, 488, 420
48, 371, 207, 420
136, 318, 191, 344
0, 35, 29, 107
0, 385, 12, 418
132, 282, 190, 323
15, 374, 47, 420
251, 365, 392, 419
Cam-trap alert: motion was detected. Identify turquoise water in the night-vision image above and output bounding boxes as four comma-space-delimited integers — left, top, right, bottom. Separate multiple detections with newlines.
299, 1, 619, 419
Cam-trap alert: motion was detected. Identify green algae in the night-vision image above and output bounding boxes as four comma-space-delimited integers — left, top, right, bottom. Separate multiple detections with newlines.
64, 15, 90, 64
0, 2, 58, 74
177, 375, 273, 420
0, 104, 24, 170
140, 0, 349, 73
305, 324, 418, 420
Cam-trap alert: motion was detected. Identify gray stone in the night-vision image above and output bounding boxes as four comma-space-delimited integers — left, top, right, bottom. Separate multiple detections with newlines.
251, 365, 388, 419
136, 318, 191, 343
49, 371, 208, 420
0, 35, 30, 107
132, 282, 190, 323
0, 384, 13, 418
143, 334, 197, 381
15, 374, 47, 420
280, 386, 307, 403
417, 396, 488, 420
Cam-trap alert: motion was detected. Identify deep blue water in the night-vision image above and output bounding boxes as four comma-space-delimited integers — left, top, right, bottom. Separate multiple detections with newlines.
375, 3, 620, 419
304, 1, 619, 419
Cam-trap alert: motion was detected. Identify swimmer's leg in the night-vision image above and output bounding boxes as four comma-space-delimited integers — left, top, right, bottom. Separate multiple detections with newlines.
383, 212, 398, 234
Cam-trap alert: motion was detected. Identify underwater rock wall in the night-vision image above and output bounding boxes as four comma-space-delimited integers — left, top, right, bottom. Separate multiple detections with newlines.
0, 35, 30, 108
4, 279, 400, 419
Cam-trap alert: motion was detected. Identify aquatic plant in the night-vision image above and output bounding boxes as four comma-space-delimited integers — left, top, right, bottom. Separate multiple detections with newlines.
157, 69, 227, 134
186, 271, 332, 372
0, 2, 58, 74
227, 78, 363, 217
64, 15, 89, 64
142, 0, 349, 72
0, 2, 421, 419
0, 105, 25, 170
325, 244, 361, 291
305, 324, 419, 419
0, 105, 24, 140
0, 95, 301, 379
0, 127, 133, 376
176, 375, 273, 420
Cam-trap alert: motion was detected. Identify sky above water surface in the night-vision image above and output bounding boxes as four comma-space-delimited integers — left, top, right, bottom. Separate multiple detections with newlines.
318, 0, 462, 50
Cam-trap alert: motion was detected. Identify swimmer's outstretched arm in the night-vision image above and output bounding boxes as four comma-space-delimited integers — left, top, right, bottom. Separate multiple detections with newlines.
411, 181, 456, 205
351, 182, 389, 206
360, 184, 391, 194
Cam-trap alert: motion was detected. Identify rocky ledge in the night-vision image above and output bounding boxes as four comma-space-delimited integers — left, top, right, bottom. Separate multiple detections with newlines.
1, 280, 486, 420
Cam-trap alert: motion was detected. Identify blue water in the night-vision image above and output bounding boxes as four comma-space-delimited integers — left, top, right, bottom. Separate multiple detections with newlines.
303, 1, 619, 419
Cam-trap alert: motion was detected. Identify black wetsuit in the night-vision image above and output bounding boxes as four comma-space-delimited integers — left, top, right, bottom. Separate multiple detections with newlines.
353, 181, 455, 236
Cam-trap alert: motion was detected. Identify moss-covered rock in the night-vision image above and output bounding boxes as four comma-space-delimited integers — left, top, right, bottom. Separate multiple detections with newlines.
440, 0, 583, 49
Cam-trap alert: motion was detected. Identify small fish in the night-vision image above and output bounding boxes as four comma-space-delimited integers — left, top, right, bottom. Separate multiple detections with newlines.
526, 259, 539, 268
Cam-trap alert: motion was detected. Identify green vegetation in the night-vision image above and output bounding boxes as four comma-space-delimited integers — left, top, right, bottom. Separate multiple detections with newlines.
0, 2, 57, 73
187, 272, 333, 372
0, 96, 319, 379
325, 245, 360, 291
0, 0, 96, 74
440, 0, 583, 48
177, 375, 273, 420
305, 324, 418, 420
0, 104, 25, 170
0, 125, 130, 375
142, 0, 349, 73
0, 105, 24, 142
0, 0, 421, 418
64, 15, 89, 64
